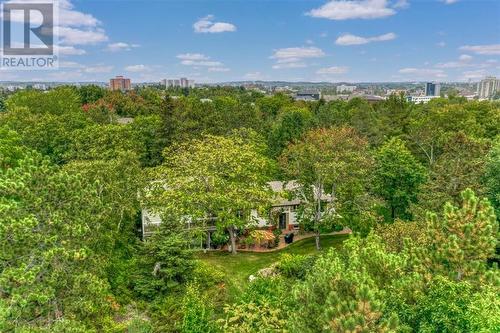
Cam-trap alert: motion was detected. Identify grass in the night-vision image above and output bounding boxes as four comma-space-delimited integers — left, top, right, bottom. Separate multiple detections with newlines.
198, 233, 349, 300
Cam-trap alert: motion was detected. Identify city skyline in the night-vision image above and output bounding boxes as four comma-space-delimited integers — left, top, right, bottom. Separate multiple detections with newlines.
1, 0, 499, 83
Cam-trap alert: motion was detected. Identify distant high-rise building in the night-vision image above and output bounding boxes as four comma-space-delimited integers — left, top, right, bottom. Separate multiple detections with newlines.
162, 78, 195, 89
109, 76, 131, 91
425, 82, 440, 96
477, 76, 500, 99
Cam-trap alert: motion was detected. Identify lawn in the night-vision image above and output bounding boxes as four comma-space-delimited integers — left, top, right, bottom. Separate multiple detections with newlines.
198, 233, 349, 300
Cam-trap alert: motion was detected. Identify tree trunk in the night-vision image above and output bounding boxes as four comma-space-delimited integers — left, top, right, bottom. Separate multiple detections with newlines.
228, 226, 237, 255
315, 231, 321, 250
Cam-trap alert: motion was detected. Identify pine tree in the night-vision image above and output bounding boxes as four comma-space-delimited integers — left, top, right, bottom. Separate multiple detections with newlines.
417, 189, 498, 281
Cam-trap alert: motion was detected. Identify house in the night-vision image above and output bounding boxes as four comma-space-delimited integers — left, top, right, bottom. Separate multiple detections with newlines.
141, 180, 333, 245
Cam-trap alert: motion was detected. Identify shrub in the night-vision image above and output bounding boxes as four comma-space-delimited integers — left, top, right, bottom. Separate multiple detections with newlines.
211, 231, 229, 248
277, 253, 315, 279
190, 260, 225, 288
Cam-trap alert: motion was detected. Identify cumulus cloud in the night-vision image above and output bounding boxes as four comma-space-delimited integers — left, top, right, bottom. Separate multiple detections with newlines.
193, 15, 236, 33
58, 27, 108, 45
177, 53, 226, 69
435, 54, 473, 68
105, 42, 139, 52
307, 0, 397, 20
270, 46, 325, 69
335, 32, 396, 45
459, 44, 500, 55
462, 69, 487, 79
56, 45, 86, 55
125, 64, 152, 72
316, 66, 349, 74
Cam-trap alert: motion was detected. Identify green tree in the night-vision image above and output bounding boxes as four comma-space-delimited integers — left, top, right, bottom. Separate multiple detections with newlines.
280, 127, 373, 249
416, 132, 490, 216
78, 84, 106, 105
0, 152, 115, 331
485, 138, 500, 216
291, 235, 402, 332
415, 188, 498, 281
145, 131, 274, 254
268, 106, 314, 157
373, 138, 427, 221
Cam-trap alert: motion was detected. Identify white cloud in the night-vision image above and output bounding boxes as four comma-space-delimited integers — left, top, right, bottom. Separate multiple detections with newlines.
193, 15, 236, 33
435, 54, 473, 69
462, 69, 487, 80
307, 0, 397, 20
181, 60, 224, 67
58, 27, 108, 45
271, 46, 325, 69
125, 64, 152, 72
84, 65, 114, 73
56, 45, 86, 55
177, 53, 226, 69
271, 47, 325, 60
458, 54, 473, 61
399, 67, 447, 78
208, 67, 230, 72
459, 44, 500, 55
436, 41, 446, 47
335, 32, 396, 45
176, 53, 211, 61
316, 66, 349, 74
272, 62, 307, 69
59, 61, 83, 68
105, 42, 139, 52
442, 0, 459, 4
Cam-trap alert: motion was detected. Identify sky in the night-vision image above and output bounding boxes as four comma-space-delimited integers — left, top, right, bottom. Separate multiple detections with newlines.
1, 0, 499, 83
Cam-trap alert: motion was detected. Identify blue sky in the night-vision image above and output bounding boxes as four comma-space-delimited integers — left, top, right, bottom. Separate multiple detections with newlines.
1, 0, 499, 82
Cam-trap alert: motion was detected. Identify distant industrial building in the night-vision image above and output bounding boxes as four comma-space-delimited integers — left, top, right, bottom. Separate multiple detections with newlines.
109, 76, 131, 91
336, 84, 356, 93
477, 76, 499, 99
294, 90, 321, 101
162, 78, 195, 89
425, 82, 440, 96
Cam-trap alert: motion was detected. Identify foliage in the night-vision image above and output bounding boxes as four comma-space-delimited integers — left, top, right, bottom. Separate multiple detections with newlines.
280, 127, 373, 248
484, 138, 500, 217
0, 152, 116, 331
181, 283, 218, 333
415, 188, 498, 281
373, 137, 427, 221
145, 131, 274, 254
416, 132, 490, 216
277, 253, 315, 279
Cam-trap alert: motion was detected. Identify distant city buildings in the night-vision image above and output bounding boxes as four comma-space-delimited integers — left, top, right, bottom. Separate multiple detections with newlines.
162, 78, 195, 89
425, 82, 441, 96
477, 76, 499, 99
336, 84, 356, 93
109, 76, 132, 91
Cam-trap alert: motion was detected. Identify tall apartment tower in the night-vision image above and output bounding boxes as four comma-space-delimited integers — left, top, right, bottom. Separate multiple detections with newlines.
425, 82, 440, 96
477, 76, 500, 99
109, 76, 131, 91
